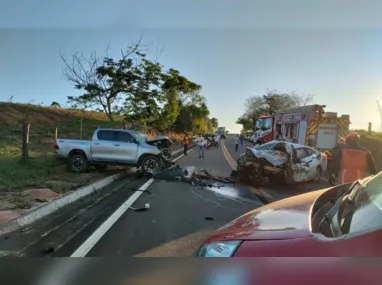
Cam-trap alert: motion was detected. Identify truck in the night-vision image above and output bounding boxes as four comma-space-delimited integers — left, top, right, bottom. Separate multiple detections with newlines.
253, 105, 350, 159
216, 127, 226, 138
54, 128, 174, 174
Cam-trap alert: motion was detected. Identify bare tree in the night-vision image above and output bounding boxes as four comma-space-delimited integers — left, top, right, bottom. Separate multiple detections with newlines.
60, 35, 147, 121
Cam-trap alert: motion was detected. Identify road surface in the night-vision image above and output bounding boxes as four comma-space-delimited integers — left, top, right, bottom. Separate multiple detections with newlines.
0, 136, 330, 257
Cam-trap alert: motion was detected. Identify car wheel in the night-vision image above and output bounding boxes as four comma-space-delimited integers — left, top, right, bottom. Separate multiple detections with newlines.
141, 156, 162, 174
68, 154, 89, 173
313, 167, 322, 182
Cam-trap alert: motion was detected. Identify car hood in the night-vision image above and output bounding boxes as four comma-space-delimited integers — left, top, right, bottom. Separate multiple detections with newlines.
207, 189, 327, 242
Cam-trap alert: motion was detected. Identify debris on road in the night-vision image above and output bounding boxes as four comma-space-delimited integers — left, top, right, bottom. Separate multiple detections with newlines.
149, 164, 239, 189
129, 204, 151, 212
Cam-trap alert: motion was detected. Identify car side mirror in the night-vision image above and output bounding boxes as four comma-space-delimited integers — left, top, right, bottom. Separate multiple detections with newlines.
133, 138, 139, 144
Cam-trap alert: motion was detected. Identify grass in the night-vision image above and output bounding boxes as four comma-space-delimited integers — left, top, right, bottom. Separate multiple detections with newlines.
0, 102, 185, 194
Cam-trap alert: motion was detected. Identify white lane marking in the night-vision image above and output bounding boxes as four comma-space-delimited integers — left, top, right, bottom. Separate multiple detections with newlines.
70, 147, 195, 257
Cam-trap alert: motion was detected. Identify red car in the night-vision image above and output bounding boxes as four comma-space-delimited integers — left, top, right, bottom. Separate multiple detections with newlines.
196, 172, 382, 257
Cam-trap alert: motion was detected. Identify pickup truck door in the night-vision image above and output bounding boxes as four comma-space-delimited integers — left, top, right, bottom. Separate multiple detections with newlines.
113, 131, 139, 163
91, 130, 116, 161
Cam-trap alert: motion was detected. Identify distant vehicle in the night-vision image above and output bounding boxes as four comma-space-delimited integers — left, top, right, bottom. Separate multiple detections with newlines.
54, 128, 173, 174
196, 172, 382, 257
237, 140, 328, 184
216, 127, 226, 139
204, 132, 214, 137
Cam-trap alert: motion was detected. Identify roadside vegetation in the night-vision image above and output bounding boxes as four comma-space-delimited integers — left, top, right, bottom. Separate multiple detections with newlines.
0, 37, 219, 201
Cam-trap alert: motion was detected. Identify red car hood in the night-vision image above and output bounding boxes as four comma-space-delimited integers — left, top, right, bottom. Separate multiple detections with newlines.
207, 189, 327, 242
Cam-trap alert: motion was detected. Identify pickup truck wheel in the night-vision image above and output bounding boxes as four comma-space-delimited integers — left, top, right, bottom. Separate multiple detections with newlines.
68, 154, 89, 173
141, 156, 161, 174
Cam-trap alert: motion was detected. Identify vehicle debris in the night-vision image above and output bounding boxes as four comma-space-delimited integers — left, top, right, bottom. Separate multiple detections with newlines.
149, 164, 239, 189
129, 204, 150, 212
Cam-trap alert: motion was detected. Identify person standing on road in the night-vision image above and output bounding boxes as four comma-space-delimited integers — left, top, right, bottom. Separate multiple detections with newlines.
334, 132, 377, 184
183, 134, 189, 156
234, 134, 239, 152
214, 134, 220, 148
239, 134, 245, 145
196, 134, 206, 158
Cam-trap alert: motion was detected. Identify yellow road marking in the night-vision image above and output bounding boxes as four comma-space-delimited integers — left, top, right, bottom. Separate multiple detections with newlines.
221, 140, 237, 170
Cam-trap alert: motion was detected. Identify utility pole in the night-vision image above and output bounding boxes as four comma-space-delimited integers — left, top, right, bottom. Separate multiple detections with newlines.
377, 101, 382, 132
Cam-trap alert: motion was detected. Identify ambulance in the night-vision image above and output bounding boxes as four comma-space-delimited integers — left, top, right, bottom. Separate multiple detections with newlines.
254, 105, 350, 159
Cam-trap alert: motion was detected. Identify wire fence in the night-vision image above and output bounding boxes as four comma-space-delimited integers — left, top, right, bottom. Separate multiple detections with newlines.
0, 118, 184, 160
0, 119, 127, 160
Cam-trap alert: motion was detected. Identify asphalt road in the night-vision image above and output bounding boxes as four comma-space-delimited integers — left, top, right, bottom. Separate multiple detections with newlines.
0, 136, 332, 257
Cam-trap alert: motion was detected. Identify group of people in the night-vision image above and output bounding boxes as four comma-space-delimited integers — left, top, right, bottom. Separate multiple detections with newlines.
182, 133, 221, 159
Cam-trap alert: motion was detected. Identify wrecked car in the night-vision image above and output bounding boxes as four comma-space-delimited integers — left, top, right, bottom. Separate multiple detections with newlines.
54, 128, 173, 174
236, 140, 328, 185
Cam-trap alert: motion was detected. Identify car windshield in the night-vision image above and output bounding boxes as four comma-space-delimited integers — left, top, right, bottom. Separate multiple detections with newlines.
339, 172, 382, 235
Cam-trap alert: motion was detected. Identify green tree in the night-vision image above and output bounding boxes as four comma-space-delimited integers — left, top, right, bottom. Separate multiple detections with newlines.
61, 38, 160, 121
236, 90, 314, 130
157, 69, 202, 131
210, 117, 219, 130
50, 101, 61, 108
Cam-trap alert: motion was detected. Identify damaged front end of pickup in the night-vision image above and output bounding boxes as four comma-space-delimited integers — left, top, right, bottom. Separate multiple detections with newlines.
236, 142, 311, 186
145, 136, 173, 162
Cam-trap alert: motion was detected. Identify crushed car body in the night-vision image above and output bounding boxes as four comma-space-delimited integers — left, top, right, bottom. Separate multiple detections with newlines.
237, 140, 328, 185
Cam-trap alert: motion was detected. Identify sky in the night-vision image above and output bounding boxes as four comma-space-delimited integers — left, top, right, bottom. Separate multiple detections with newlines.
1, 0, 382, 132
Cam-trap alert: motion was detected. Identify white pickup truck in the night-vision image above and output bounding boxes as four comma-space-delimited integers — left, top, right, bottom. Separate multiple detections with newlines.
54, 128, 174, 174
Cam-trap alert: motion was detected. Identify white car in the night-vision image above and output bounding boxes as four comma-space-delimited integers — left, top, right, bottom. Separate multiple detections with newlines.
237, 140, 328, 183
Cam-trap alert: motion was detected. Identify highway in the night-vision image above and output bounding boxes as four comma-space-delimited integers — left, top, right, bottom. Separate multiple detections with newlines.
0, 136, 330, 257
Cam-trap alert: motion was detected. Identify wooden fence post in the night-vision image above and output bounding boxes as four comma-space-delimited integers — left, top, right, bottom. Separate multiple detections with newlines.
22, 121, 30, 161
80, 118, 83, 139
55, 127, 58, 140
368, 122, 372, 136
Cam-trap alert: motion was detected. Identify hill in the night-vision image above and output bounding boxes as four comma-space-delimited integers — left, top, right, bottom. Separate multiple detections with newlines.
0, 103, 127, 193
0, 102, 178, 192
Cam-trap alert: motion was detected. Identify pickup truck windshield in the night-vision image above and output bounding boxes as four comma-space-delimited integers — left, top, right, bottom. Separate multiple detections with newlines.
131, 131, 149, 142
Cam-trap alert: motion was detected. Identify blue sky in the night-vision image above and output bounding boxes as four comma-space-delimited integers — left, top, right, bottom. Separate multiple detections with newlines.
1, 0, 382, 132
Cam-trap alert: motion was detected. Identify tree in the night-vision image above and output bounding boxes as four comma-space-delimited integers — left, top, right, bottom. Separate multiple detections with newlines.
61, 37, 154, 121
156, 69, 202, 131
51, 101, 61, 108
61, 38, 216, 135
236, 90, 314, 130
236, 116, 253, 131
210, 117, 219, 130
174, 100, 213, 134
121, 58, 164, 127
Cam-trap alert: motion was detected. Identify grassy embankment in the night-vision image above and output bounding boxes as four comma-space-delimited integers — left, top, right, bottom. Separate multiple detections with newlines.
0, 102, 183, 194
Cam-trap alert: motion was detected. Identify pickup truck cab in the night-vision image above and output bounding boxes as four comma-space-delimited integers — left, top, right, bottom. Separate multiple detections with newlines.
54, 128, 173, 174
